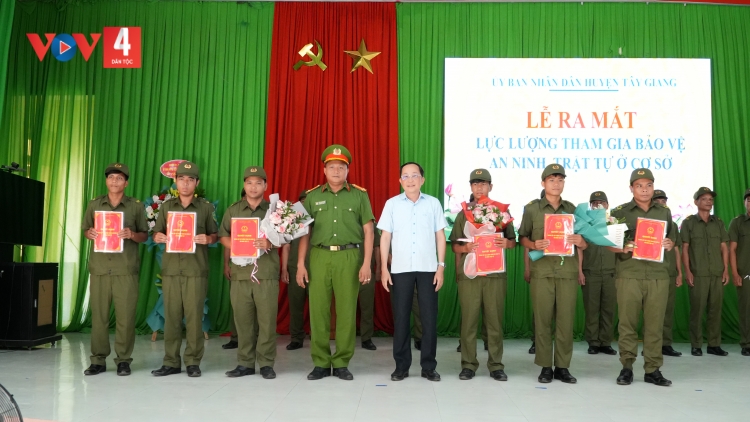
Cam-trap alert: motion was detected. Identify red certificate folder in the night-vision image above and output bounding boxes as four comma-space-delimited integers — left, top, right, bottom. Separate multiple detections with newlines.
543, 214, 575, 256
94, 211, 123, 253
632, 217, 667, 262
474, 233, 506, 274
166, 211, 196, 253
230, 218, 260, 259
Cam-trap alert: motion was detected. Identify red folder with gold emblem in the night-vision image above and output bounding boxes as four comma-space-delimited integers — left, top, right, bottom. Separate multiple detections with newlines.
94, 211, 124, 253
632, 217, 667, 262
543, 214, 575, 256
166, 211, 196, 253
474, 233, 505, 274
230, 218, 260, 259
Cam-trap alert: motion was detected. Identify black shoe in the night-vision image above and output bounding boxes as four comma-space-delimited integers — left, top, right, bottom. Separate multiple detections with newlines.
260, 366, 276, 379
421, 369, 441, 381
538, 367, 553, 383
662, 346, 682, 357
588, 345, 600, 354
490, 369, 508, 381
456, 343, 461, 353
553, 367, 577, 384
616, 368, 633, 385
459, 368, 475, 380
222, 340, 238, 350
116, 362, 131, 376
414, 339, 421, 350
186, 365, 201, 377
151, 365, 181, 376
484, 342, 488, 351
391, 369, 409, 381
707, 346, 728, 356
286, 341, 303, 351
599, 346, 617, 355
307, 366, 331, 380
691, 348, 703, 356
333, 367, 353, 380
225, 365, 255, 378
84, 364, 106, 376
361, 339, 377, 351
529, 342, 536, 354
742, 348, 750, 356
644, 369, 672, 386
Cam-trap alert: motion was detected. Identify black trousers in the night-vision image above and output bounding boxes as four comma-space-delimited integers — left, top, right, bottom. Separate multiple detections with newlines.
391, 271, 438, 371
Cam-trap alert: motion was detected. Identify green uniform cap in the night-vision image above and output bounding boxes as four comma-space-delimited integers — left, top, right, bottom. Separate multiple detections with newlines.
693, 186, 716, 200
630, 168, 654, 184
299, 190, 308, 201
744, 188, 750, 200
470, 168, 491, 182
541, 163, 566, 180
589, 191, 608, 203
653, 189, 668, 200
105, 162, 130, 179
243, 166, 266, 180
175, 161, 200, 179
321, 144, 352, 165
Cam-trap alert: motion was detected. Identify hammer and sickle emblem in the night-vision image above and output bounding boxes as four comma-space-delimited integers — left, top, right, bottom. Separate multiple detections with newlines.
293, 41, 328, 71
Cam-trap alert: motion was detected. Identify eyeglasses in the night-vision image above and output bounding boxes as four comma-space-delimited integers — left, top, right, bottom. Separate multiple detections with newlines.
400, 174, 422, 181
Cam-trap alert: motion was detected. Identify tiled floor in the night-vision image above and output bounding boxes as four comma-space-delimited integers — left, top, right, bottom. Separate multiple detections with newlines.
1, 334, 749, 422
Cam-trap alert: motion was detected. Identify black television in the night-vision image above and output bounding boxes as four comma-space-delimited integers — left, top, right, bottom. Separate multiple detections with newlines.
0, 171, 44, 247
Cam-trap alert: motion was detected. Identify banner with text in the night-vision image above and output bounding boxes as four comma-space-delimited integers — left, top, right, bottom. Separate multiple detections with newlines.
444, 58, 712, 233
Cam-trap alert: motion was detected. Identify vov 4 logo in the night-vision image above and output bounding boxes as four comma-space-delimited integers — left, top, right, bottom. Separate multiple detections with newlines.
26, 27, 142, 68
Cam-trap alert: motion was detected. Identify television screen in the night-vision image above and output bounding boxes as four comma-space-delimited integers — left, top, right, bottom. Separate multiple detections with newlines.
0, 171, 44, 246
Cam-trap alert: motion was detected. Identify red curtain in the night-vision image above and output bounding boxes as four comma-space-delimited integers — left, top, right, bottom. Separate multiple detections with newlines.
264, 2, 400, 335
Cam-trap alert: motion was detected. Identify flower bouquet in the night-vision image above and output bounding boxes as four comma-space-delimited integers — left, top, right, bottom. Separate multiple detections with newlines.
459, 197, 513, 278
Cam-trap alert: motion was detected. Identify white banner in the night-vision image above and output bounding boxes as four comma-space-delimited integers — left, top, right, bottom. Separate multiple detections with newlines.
444, 58, 712, 231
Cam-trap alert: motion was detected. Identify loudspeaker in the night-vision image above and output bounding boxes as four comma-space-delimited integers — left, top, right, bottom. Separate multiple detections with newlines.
0, 263, 62, 348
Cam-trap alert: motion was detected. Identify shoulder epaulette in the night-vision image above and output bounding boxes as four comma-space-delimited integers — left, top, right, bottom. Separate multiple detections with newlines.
351, 183, 367, 192
306, 185, 320, 194
685, 214, 692, 220
527, 199, 540, 206
613, 203, 625, 211
230, 199, 244, 207
93, 194, 106, 201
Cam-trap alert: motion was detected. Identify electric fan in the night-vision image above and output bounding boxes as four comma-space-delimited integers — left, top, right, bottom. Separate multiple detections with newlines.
0, 383, 22, 422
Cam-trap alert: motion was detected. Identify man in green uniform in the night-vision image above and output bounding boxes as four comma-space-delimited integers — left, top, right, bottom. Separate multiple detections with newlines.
610, 168, 675, 387
681, 187, 730, 357
82, 163, 148, 376
450, 168, 515, 381
518, 164, 587, 384
296, 145, 375, 381
580, 191, 617, 355
358, 229, 379, 350
652, 190, 683, 357
729, 189, 750, 357
282, 191, 310, 351
151, 161, 218, 377
220, 166, 280, 379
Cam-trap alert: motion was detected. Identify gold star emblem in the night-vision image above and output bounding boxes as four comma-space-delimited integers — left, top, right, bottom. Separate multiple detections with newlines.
344, 39, 380, 74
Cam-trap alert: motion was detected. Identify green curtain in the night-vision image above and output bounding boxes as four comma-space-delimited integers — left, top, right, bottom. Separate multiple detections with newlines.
397, 2, 750, 342
0, 0, 15, 124
0, 0, 274, 332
